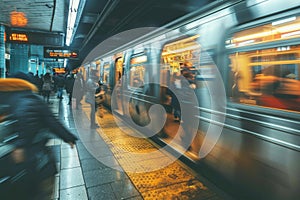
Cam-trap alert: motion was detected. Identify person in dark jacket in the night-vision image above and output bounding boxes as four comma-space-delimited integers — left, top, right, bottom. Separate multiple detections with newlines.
73, 72, 85, 109
0, 73, 77, 200
54, 73, 65, 100
65, 73, 75, 105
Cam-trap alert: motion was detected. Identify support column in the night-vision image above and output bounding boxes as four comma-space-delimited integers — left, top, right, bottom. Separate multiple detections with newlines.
10, 43, 29, 74
0, 25, 5, 78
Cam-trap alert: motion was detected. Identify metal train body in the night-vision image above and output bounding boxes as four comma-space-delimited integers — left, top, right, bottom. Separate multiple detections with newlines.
82, 0, 300, 199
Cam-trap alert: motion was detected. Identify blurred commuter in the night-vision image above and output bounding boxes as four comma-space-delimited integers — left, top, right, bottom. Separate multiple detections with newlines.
85, 69, 99, 128
34, 73, 43, 94
42, 72, 52, 103
0, 72, 77, 200
54, 74, 65, 100
182, 68, 196, 89
170, 71, 183, 122
65, 73, 75, 105
95, 80, 105, 118
73, 72, 85, 109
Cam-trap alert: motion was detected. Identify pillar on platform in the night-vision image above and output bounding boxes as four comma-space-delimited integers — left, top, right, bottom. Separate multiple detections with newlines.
0, 25, 5, 78
10, 43, 29, 74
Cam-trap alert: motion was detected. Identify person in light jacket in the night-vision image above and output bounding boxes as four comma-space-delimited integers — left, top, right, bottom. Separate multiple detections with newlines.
85, 69, 100, 128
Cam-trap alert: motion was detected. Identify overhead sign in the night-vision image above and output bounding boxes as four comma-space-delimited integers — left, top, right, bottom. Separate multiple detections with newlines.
6, 28, 64, 46
53, 68, 66, 74
44, 47, 78, 59
9, 33, 28, 42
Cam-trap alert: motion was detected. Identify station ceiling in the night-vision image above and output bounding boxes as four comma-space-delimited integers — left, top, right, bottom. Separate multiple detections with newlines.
0, 0, 215, 69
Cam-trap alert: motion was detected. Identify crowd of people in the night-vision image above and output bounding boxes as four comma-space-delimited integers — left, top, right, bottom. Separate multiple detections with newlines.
10, 71, 85, 107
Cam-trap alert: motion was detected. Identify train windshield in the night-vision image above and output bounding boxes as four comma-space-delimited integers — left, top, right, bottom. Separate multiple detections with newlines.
227, 15, 300, 112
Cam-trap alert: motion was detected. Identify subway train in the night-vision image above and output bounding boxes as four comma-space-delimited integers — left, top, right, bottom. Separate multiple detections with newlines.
81, 0, 300, 199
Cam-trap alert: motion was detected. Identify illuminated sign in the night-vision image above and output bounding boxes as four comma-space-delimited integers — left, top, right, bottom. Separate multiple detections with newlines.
44, 47, 78, 59
6, 28, 64, 46
53, 68, 66, 74
10, 11, 28, 27
9, 33, 28, 42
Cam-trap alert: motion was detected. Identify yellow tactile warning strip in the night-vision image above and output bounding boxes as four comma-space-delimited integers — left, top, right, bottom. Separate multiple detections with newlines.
83, 106, 223, 200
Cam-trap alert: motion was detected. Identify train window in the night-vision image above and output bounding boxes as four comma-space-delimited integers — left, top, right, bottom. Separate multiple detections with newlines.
226, 16, 300, 48
95, 60, 101, 72
115, 57, 123, 84
228, 16, 300, 112
129, 55, 147, 88
102, 63, 110, 84
161, 35, 200, 87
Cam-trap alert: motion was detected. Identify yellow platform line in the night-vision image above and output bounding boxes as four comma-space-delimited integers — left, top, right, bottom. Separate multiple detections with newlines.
82, 106, 222, 200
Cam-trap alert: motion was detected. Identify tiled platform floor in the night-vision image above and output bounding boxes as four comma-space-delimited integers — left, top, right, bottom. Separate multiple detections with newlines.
46, 94, 233, 200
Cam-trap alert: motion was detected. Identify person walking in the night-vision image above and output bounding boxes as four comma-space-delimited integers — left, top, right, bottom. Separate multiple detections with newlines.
85, 69, 100, 128
55, 74, 65, 100
0, 72, 77, 200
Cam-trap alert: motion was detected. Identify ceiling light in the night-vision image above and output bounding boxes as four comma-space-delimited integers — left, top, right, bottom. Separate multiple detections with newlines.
272, 16, 296, 26
66, 0, 81, 46
10, 11, 28, 27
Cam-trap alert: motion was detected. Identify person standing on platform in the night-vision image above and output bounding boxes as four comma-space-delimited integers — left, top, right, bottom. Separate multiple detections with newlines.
85, 69, 100, 128
73, 72, 85, 109
65, 73, 75, 105
0, 72, 77, 200
55, 74, 65, 100
42, 72, 52, 104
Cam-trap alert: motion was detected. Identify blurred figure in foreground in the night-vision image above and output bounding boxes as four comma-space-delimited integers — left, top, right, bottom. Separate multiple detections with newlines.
0, 73, 77, 200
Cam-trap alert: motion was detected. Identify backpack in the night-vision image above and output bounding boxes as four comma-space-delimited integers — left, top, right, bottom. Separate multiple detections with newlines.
42, 82, 51, 91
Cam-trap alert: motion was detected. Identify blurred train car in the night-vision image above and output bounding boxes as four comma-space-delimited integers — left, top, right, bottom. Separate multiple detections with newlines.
82, 0, 300, 199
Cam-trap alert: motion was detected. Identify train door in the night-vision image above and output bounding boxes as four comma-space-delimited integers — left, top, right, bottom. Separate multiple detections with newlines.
159, 35, 201, 150
100, 61, 111, 106
113, 56, 125, 115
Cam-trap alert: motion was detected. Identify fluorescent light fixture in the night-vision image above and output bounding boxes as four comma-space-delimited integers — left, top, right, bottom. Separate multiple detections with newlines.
66, 0, 80, 46
272, 16, 296, 26
281, 30, 300, 38
64, 59, 67, 68
233, 23, 300, 42
185, 20, 200, 30
277, 46, 290, 51
225, 44, 236, 49
238, 40, 255, 46
277, 23, 300, 33
161, 44, 200, 55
